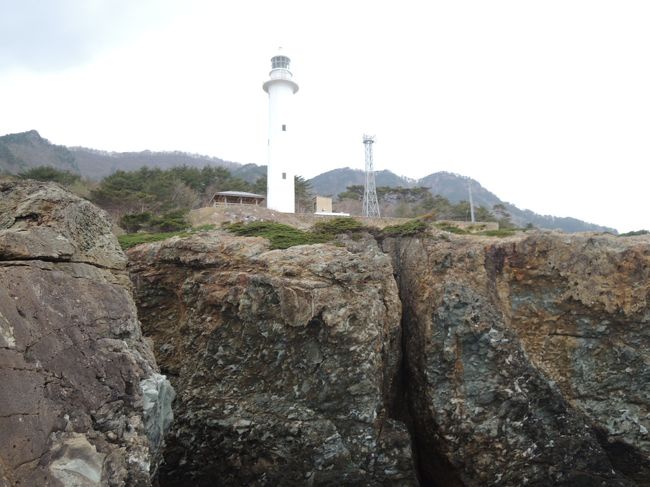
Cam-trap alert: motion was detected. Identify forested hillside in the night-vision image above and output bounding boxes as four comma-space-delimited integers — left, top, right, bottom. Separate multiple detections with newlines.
13, 165, 313, 233
0, 130, 239, 180
1, 130, 617, 233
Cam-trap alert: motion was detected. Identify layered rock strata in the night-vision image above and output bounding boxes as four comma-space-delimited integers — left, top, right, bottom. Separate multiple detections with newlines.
384, 232, 650, 486
128, 233, 417, 486
0, 180, 173, 486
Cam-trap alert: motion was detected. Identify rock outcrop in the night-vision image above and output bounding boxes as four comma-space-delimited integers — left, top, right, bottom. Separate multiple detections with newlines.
0, 180, 173, 486
384, 231, 649, 486
128, 233, 417, 486
127, 225, 650, 486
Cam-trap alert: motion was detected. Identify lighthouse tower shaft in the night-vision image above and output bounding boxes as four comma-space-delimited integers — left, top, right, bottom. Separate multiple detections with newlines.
263, 54, 299, 213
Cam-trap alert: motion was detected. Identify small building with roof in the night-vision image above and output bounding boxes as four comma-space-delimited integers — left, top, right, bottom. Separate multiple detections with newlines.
210, 191, 265, 206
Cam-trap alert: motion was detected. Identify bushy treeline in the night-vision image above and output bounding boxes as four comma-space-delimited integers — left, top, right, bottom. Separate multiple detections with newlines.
18, 165, 516, 230
337, 185, 514, 226
90, 166, 263, 215
17, 165, 313, 232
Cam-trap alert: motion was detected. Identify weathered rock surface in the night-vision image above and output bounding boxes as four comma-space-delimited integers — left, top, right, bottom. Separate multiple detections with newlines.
384, 231, 650, 486
128, 233, 417, 486
0, 180, 173, 486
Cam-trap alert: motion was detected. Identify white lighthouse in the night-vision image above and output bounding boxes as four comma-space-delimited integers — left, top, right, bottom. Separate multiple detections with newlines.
263, 51, 299, 213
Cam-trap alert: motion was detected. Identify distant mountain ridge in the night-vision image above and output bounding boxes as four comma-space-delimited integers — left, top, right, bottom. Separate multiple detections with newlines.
0, 130, 616, 233
309, 167, 616, 234
0, 130, 241, 180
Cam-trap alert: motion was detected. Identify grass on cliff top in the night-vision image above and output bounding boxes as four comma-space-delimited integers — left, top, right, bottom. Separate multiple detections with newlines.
480, 229, 517, 237
118, 224, 217, 250
223, 217, 369, 249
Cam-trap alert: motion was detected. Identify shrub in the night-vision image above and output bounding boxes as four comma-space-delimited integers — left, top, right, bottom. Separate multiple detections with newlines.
119, 212, 153, 233
19, 166, 81, 186
382, 219, 428, 237
223, 221, 331, 249
149, 210, 189, 232
619, 229, 649, 237
311, 217, 366, 235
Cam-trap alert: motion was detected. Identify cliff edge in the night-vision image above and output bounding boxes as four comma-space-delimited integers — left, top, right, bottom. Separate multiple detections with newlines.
129, 225, 649, 486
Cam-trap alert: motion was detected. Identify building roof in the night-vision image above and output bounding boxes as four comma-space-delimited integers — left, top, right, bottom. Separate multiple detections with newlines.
213, 191, 265, 199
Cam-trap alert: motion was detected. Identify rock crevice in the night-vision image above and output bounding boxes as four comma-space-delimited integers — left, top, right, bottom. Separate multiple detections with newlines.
383, 232, 650, 486
126, 227, 650, 486
128, 233, 418, 485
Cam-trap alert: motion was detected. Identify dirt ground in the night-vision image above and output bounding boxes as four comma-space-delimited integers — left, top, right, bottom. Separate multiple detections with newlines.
189, 205, 411, 230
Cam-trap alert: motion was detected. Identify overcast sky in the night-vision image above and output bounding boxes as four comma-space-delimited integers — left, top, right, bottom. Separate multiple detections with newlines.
1, 1, 648, 232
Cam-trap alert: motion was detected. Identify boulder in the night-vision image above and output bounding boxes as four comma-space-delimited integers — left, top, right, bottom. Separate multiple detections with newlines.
0, 180, 173, 486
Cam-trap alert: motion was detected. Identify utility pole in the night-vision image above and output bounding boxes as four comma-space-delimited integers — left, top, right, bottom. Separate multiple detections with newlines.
468, 180, 476, 223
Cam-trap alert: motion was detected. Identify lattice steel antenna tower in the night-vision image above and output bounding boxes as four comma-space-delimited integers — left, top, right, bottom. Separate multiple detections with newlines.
362, 134, 381, 218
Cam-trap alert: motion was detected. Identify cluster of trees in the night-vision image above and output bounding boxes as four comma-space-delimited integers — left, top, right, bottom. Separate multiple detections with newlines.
16, 165, 314, 233
337, 185, 514, 227
16, 165, 520, 231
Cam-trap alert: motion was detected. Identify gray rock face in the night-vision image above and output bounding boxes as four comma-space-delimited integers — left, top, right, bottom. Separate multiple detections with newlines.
128, 233, 417, 486
0, 180, 173, 486
384, 232, 650, 486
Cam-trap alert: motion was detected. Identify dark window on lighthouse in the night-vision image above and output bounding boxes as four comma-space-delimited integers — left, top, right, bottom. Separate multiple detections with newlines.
282, 172, 287, 179
272, 56, 290, 69
282, 124, 286, 131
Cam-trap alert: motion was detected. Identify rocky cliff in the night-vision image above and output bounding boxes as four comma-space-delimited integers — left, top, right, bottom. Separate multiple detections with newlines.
384, 232, 649, 486
0, 180, 174, 486
5, 179, 643, 486
128, 233, 417, 485
128, 227, 649, 486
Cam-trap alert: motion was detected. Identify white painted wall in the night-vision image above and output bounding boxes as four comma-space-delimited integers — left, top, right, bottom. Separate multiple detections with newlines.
264, 69, 298, 213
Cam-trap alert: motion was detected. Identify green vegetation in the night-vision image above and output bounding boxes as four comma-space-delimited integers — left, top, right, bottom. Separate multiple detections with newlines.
337, 185, 514, 226
19, 166, 81, 186
311, 217, 366, 235
619, 229, 649, 237
88, 166, 315, 228
381, 219, 428, 237
223, 221, 330, 249
480, 229, 517, 237
223, 217, 369, 249
119, 209, 189, 233
90, 166, 251, 217
193, 224, 217, 232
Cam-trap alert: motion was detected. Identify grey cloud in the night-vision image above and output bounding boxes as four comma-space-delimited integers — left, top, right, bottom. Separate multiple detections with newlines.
0, 0, 178, 71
